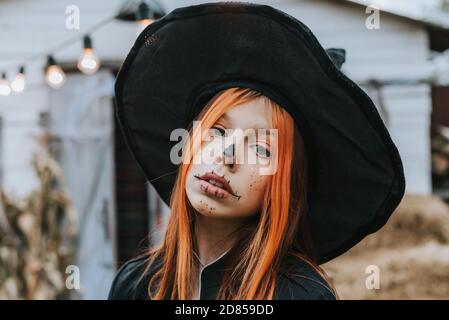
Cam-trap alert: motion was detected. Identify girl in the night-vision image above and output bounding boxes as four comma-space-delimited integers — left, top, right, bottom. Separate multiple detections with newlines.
108, 2, 405, 300
109, 87, 337, 299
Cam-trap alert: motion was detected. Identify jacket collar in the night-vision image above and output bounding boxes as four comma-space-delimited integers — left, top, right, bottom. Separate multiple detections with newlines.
193, 248, 232, 299
192, 248, 231, 269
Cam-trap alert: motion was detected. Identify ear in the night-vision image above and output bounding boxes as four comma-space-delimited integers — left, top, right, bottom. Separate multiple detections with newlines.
325, 48, 346, 70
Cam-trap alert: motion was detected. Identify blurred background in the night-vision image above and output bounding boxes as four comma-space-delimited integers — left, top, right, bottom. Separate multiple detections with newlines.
0, 0, 448, 299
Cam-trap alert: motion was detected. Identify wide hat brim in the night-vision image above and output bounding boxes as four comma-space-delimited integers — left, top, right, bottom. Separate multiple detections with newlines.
114, 2, 405, 264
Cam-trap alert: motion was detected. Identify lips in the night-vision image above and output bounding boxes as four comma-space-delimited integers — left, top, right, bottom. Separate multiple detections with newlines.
193, 171, 239, 199
199, 180, 229, 198
199, 171, 233, 193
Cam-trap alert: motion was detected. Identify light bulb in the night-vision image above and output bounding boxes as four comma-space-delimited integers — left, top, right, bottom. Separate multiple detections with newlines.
11, 66, 26, 93
137, 18, 153, 34
45, 55, 65, 89
45, 65, 66, 89
78, 48, 100, 75
0, 72, 11, 96
78, 36, 100, 75
136, 2, 153, 35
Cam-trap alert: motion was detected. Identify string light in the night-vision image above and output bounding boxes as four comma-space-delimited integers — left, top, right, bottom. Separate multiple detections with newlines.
0, 0, 165, 96
45, 55, 66, 89
0, 72, 11, 96
11, 66, 26, 93
77, 35, 100, 75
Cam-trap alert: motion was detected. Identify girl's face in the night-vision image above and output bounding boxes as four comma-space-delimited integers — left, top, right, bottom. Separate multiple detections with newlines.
185, 98, 276, 218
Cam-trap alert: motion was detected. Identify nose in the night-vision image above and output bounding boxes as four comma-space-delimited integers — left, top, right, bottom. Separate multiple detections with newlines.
223, 143, 235, 168
215, 142, 239, 172
223, 143, 235, 158
213, 129, 246, 172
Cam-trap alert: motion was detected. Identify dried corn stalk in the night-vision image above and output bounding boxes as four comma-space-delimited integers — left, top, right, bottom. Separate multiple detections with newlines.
0, 150, 77, 299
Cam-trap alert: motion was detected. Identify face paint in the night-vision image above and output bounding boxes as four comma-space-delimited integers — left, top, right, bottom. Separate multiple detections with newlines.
185, 98, 275, 218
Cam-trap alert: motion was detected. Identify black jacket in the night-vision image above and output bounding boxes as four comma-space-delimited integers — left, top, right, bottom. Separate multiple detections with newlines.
107, 251, 337, 300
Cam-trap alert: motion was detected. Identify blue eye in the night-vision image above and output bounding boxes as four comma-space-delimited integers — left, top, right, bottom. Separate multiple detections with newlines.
255, 145, 271, 157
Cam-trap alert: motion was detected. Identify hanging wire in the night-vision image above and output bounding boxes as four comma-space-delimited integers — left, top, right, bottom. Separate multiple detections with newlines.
0, 14, 116, 72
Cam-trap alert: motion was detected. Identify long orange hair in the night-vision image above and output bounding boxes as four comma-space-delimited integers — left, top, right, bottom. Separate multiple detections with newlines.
140, 87, 337, 299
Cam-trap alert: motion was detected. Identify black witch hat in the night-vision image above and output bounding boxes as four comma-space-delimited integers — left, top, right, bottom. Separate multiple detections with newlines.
114, 2, 405, 263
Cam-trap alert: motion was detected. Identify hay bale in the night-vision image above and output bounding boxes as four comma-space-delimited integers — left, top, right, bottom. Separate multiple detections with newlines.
322, 194, 449, 299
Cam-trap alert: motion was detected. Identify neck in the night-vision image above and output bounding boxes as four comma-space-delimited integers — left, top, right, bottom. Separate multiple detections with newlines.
193, 213, 246, 266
